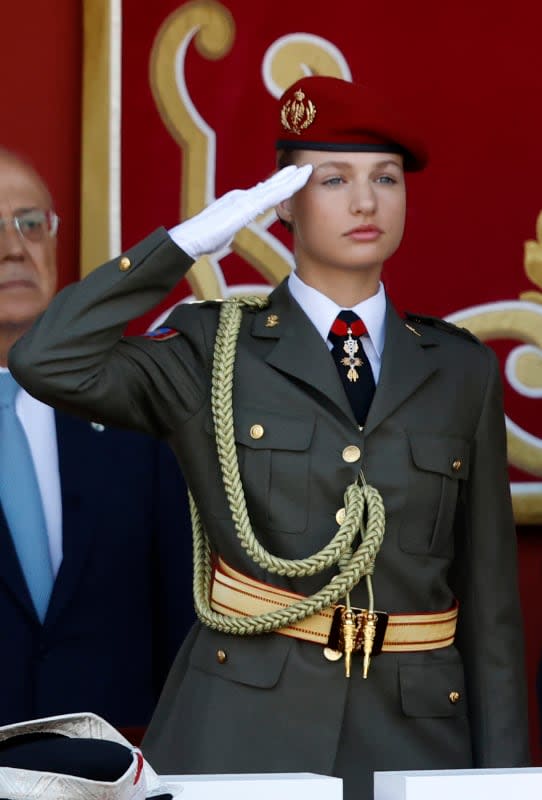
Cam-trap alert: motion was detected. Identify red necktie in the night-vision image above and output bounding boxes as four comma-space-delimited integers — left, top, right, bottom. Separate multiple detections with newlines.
328, 310, 376, 426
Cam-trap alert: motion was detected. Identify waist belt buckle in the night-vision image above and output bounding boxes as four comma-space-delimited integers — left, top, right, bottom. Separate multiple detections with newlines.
324, 606, 389, 666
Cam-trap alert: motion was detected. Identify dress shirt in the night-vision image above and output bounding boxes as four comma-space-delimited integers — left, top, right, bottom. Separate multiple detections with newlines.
287, 271, 386, 382
0, 368, 62, 575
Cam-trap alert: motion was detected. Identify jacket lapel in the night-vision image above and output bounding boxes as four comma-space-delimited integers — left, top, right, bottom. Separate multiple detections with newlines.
44, 412, 97, 630
363, 302, 440, 437
0, 505, 39, 621
252, 283, 440, 436
252, 281, 356, 426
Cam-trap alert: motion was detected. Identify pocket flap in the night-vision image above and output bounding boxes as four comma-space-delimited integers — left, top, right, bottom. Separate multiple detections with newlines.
399, 660, 467, 717
234, 408, 315, 451
189, 625, 291, 688
409, 434, 470, 479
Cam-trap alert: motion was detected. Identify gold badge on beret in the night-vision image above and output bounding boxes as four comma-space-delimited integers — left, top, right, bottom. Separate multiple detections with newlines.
280, 89, 316, 135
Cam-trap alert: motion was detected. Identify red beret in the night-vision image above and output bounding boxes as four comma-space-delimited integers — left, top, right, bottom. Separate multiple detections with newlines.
276, 76, 428, 172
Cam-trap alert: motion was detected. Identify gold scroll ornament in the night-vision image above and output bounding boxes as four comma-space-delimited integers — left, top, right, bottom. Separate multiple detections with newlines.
447, 210, 542, 523
149, 0, 350, 299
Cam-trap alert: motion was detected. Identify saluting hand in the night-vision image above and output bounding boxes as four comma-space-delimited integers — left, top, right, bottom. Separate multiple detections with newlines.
169, 164, 312, 260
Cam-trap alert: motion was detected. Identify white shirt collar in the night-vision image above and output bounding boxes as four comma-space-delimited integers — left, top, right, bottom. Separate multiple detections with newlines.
287, 271, 386, 357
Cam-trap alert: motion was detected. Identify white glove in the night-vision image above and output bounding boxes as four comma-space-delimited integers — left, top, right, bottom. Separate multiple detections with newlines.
169, 164, 312, 259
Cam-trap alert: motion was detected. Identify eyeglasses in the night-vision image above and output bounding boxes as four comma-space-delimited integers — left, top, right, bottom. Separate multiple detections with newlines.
0, 209, 59, 243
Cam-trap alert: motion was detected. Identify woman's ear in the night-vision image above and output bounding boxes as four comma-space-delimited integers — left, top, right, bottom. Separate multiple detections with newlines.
276, 197, 293, 225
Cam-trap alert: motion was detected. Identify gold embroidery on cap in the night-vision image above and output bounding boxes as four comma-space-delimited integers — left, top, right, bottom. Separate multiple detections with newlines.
281, 90, 316, 135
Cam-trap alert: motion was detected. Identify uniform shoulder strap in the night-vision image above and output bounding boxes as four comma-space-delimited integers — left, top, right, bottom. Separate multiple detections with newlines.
404, 311, 481, 344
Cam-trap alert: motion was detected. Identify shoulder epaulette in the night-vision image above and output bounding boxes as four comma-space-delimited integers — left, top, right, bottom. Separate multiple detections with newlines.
189, 297, 268, 313
188, 298, 224, 307
404, 312, 480, 344
142, 326, 180, 341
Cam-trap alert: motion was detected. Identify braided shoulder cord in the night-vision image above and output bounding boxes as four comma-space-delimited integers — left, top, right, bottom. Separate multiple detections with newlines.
191, 296, 386, 635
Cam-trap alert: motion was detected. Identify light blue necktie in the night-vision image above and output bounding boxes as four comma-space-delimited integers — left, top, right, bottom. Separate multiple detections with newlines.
0, 373, 54, 621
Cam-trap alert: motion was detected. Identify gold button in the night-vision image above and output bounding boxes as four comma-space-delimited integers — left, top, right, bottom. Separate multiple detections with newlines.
448, 691, 460, 704
342, 445, 361, 463
216, 649, 227, 664
250, 424, 264, 440
323, 647, 343, 662
451, 459, 462, 472
335, 507, 346, 525
119, 256, 131, 271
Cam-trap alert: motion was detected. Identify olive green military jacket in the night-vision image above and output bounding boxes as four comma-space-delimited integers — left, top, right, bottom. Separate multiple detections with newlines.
9, 229, 529, 794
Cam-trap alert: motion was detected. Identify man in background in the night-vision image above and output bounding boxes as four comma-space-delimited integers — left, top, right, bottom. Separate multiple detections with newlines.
0, 147, 194, 731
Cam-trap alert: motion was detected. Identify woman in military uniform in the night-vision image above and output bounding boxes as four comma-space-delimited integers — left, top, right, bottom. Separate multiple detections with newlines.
10, 76, 529, 798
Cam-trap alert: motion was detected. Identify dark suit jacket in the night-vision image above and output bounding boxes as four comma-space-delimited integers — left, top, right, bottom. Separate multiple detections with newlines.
9, 229, 530, 799
0, 407, 194, 728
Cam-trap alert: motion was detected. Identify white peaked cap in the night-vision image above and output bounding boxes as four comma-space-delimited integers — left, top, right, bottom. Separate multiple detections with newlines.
0, 712, 182, 800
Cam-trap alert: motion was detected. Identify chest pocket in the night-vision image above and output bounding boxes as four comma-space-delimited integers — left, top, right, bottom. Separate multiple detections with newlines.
400, 433, 470, 558
234, 408, 315, 534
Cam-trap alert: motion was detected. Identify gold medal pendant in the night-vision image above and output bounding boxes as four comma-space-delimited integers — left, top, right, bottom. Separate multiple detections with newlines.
340, 327, 363, 382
